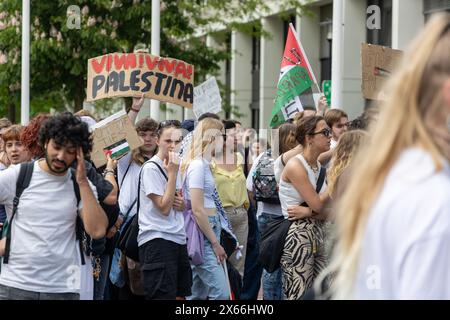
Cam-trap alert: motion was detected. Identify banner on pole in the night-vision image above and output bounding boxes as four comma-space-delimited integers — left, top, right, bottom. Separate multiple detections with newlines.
270, 23, 320, 128
87, 52, 195, 108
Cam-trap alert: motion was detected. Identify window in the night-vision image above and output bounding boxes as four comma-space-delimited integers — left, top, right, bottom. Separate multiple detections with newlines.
250, 32, 261, 131
320, 4, 333, 84
424, 0, 450, 21
225, 33, 231, 119
366, 0, 393, 47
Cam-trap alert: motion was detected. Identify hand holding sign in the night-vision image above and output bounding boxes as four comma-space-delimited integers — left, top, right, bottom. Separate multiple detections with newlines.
87, 53, 195, 109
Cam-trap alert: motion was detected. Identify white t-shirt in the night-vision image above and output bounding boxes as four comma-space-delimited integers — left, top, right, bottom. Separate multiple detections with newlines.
118, 153, 141, 218
184, 158, 216, 209
138, 156, 186, 246
0, 161, 97, 293
353, 148, 450, 299
273, 155, 284, 184
246, 152, 283, 217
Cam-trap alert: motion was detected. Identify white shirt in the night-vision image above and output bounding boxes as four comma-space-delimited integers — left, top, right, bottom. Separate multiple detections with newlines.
278, 154, 326, 218
246, 152, 283, 217
0, 161, 97, 293
184, 158, 216, 209
353, 148, 450, 299
273, 155, 284, 184
118, 153, 141, 218
138, 156, 186, 246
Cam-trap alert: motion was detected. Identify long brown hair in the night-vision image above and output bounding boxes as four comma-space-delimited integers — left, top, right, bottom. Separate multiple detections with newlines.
318, 13, 450, 299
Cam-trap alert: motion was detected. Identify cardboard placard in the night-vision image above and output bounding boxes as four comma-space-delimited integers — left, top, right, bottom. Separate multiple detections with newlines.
91, 110, 143, 168
361, 43, 403, 100
86, 52, 194, 108
193, 77, 222, 119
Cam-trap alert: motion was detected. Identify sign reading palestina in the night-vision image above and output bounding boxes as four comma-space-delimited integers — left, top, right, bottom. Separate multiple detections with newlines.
270, 23, 321, 128
86, 52, 195, 109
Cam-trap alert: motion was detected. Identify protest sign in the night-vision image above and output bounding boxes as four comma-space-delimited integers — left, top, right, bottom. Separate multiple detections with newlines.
90, 110, 143, 168
361, 43, 403, 100
87, 52, 195, 108
193, 77, 222, 119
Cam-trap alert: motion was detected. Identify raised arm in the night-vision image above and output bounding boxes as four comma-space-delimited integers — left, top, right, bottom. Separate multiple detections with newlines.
77, 148, 108, 239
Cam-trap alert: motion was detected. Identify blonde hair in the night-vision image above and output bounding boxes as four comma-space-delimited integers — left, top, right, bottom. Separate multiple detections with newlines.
326, 130, 368, 197
318, 13, 450, 299
181, 118, 224, 174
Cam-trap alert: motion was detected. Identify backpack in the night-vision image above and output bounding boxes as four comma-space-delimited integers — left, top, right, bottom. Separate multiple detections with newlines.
252, 149, 280, 204
3, 161, 86, 265
117, 160, 166, 262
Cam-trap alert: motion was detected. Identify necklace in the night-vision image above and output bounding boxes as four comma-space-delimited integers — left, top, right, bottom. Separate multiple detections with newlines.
301, 153, 319, 174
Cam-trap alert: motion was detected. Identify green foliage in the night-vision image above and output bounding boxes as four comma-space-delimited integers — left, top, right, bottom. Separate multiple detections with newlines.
0, 0, 311, 121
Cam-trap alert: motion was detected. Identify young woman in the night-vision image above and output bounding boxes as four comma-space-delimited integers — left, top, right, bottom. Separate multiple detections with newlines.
278, 116, 331, 300
323, 13, 450, 300
0, 118, 12, 170
326, 130, 368, 202
2, 125, 31, 165
111, 97, 158, 299
181, 118, 229, 300
318, 109, 348, 168
211, 120, 249, 277
273, 121, 302, 184
138, 120, 192, 300
247, 121, 310, 300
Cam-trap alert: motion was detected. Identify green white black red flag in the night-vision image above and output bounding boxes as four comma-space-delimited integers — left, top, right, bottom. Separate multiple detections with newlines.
269, 23, 321, 128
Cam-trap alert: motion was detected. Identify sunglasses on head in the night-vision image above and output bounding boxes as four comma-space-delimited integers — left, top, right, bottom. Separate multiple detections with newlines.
311, 128, 332, 138
157, 120, 181, 132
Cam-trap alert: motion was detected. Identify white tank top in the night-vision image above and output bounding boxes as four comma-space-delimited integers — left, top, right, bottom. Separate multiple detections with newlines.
279, 154, 327, 218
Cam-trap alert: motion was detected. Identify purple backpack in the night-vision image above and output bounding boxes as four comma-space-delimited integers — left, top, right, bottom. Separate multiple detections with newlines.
183, 201, 204, 265
182, 169, 205, 265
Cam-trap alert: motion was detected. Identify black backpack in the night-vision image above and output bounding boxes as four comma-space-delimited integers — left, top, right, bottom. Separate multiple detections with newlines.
3, 161, 86, 265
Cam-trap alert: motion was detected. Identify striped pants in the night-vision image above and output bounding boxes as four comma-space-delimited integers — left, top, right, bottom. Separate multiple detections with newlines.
280, 219, 328, 300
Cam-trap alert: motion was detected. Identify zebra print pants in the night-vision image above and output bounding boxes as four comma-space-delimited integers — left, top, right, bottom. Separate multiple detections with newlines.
280, 219, 328, 300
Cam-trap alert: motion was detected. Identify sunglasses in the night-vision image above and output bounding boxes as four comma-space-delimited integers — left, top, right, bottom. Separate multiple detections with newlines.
311, 128, 332, 138
157, 120, 181, 133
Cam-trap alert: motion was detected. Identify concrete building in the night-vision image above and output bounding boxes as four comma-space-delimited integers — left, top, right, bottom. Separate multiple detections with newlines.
141, 0, 450, 129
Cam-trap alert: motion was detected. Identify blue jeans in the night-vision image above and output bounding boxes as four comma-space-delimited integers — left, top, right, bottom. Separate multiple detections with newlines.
241, 202, 263, 300
258, 213, 283, 300
188, 215, 229, 300
93, 253, 111, 300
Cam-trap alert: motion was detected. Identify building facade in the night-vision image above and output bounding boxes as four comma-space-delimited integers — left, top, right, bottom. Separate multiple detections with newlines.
140, 0, 450, 129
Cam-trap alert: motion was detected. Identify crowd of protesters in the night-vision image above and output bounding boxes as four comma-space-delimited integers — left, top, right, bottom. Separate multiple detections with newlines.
0, 13, 448, 300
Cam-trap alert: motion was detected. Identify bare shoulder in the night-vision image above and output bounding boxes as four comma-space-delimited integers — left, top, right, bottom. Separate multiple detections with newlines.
283, 156, 307, 182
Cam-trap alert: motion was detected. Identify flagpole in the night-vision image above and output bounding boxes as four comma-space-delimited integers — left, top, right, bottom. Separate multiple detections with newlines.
21, 0, 30, 125
150, 0, 160, 121
331, 0, 343, 109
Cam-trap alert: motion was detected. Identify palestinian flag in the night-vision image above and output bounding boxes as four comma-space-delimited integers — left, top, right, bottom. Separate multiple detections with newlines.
270, 23, 321, 128
103, 139, 130, 159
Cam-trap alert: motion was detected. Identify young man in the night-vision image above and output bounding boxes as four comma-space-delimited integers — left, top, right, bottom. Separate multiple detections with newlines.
0, 112, 108, 300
